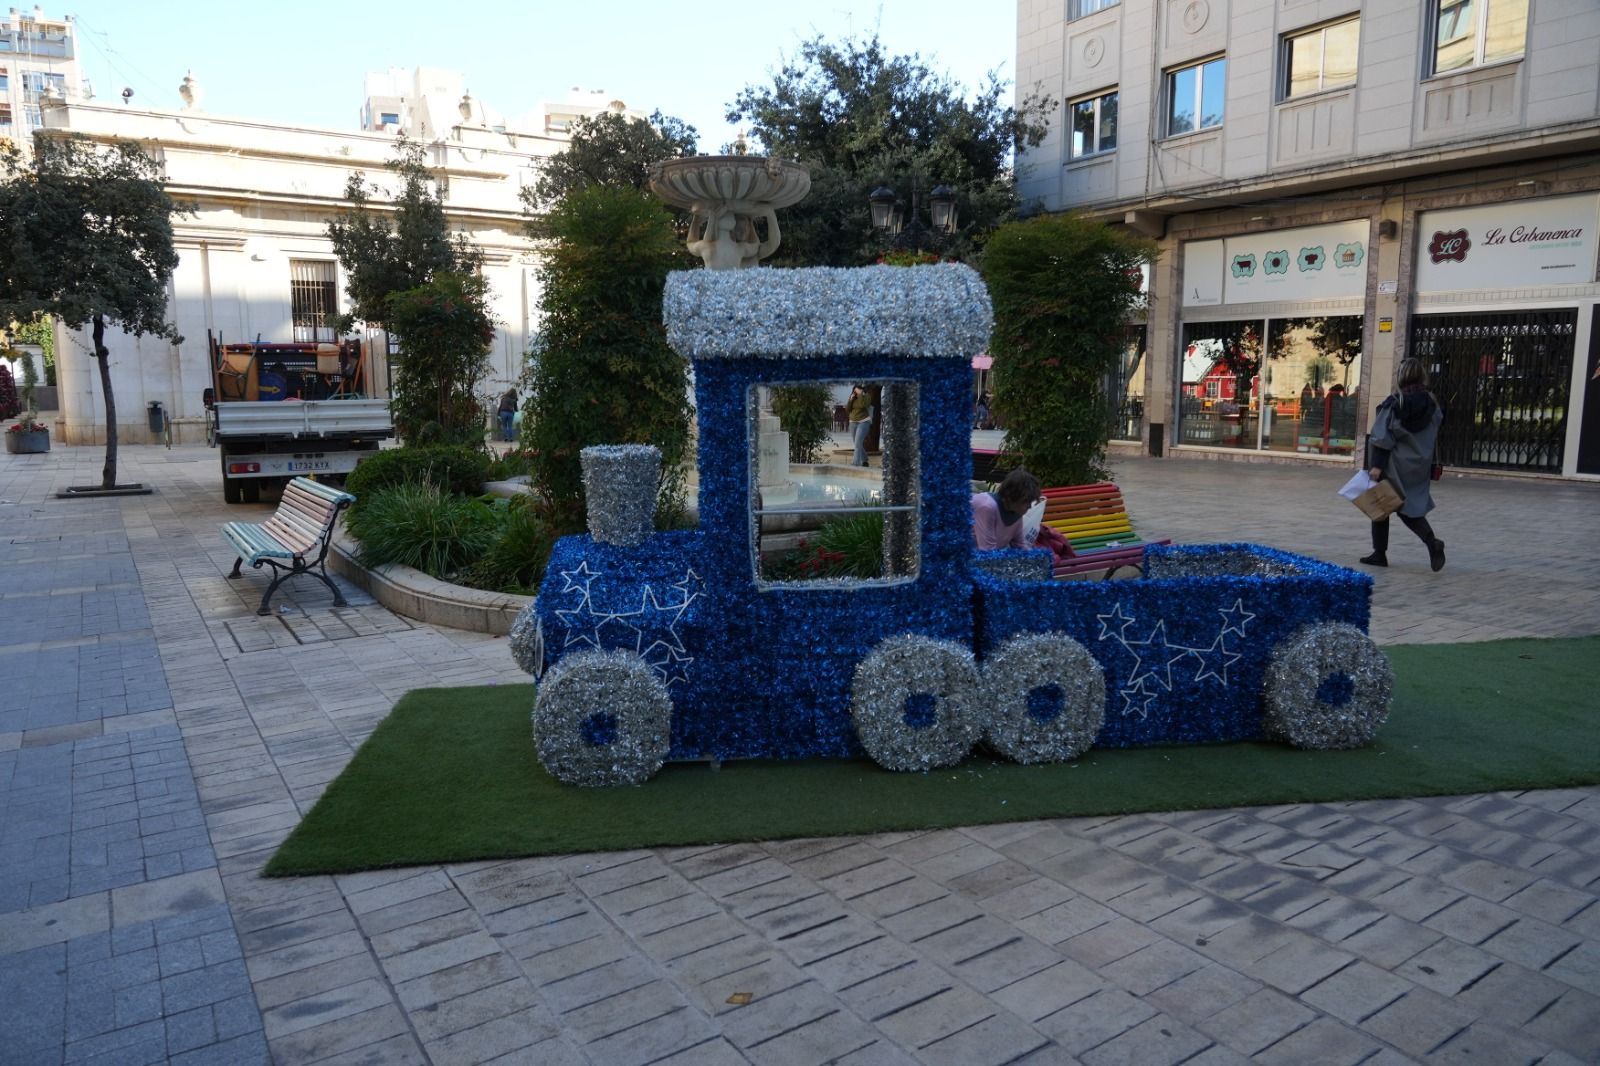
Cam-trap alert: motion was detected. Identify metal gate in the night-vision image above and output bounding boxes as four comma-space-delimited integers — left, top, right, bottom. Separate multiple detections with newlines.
1408, 310, 1576, 473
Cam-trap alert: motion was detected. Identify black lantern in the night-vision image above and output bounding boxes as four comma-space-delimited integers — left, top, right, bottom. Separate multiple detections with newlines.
929, 185, 957, 234
868, 186, 898, 232
868, 176, 956, 252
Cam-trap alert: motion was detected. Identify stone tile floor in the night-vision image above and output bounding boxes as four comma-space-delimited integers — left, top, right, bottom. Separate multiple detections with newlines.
1, 442, 1597, 1065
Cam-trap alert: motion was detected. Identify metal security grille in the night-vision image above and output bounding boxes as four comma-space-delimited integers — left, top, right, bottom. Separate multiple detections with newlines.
290, 260, 338, 343
1409, 310, 1576, 473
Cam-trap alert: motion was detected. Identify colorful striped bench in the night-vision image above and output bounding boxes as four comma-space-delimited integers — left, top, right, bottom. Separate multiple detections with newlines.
223, 476, 356, 615
1040, 482, 1169, 579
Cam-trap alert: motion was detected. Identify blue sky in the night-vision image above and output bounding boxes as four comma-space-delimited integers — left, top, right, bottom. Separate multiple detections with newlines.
63, 1, 1020, 150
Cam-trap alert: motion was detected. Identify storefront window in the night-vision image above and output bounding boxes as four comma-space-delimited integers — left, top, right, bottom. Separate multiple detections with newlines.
1107, 326, 1147, 441
1178, 316, 1362, 455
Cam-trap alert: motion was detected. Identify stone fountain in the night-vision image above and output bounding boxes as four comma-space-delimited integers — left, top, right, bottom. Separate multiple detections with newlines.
651, 152, 812, 502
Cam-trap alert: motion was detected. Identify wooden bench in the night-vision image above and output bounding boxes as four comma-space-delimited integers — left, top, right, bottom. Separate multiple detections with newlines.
1039, 482, 1170, 579
223, 477, 356, 615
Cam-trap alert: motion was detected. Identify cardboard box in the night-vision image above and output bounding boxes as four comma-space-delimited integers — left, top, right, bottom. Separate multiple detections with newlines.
1353, 479, 1404, 520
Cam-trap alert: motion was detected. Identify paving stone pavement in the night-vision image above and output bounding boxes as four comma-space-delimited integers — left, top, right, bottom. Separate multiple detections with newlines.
2, 442, 1597, 1066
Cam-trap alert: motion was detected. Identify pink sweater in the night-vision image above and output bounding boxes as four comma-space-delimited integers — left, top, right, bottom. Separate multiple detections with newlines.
971, 492, 1026, 550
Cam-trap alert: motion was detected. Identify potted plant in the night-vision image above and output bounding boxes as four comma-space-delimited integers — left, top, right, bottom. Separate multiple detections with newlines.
3, 350, 49, 453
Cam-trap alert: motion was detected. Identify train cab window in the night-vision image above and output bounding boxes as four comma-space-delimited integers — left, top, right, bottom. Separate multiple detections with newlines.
751, 380, 920, 585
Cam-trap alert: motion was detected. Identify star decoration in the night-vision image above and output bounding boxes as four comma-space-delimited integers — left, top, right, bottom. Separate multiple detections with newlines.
1190, 635, 1243, 685
1126, 620, 1175, 693
1218, 599, 1255, 639
560, 561, 599, 604
1097, 602, 1137, 642
1120, 680, 1158, 719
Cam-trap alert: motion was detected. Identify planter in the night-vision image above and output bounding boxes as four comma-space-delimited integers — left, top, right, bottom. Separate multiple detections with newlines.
4, 429, 50, 454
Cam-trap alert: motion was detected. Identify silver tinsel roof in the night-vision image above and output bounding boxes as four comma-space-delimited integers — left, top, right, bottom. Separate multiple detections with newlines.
664, 263, 993, 361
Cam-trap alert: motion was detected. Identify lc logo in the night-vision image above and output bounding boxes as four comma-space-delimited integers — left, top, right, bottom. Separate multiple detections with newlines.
1429, 229, 1470, 264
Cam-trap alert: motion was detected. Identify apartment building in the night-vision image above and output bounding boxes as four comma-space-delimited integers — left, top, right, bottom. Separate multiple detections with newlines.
360, 67, 644, 141
0, 6, 88, 157
1016, 0, 1600, 479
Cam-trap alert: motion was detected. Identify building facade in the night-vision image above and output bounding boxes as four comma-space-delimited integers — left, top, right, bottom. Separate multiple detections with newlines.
1017, 0, 1600, 479
38, 81, 576, 447
0, 6, 88, 157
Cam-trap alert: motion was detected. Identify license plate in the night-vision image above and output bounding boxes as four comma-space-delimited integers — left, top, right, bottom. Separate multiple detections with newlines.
287, 460, 334, 471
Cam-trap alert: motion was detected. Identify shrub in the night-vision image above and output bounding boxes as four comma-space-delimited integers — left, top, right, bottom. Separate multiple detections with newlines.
384, 272, 495, 446
984, 214, 1154, 486
522, 185, 691, 526
345, 482, 502, 579
486, 447, 537, 482
345, 445, 491, 508
0, 364, 18, 420
460, 494, 572, 594
770, 384, 832, 463
762, 509, 884, 580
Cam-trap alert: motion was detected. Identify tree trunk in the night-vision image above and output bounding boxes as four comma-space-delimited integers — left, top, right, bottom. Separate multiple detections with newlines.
93, 313, 118, 490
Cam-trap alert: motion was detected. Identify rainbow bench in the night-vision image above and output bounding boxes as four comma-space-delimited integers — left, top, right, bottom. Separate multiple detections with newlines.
1041, 482, 1169, 579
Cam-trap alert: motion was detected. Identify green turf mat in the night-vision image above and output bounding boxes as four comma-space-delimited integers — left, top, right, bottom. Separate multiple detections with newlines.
265, 636, 1600, 876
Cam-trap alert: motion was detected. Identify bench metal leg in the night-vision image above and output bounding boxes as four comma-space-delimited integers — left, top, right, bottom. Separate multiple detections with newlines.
229, 557, 243, 579
255, 563, 348, 615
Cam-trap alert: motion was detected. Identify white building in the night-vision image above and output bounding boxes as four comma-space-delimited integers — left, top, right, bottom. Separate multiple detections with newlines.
360, 67, 644, 140
1016, 0, 1600, 479
39, 75, 581, 447
0, 6, 90, 157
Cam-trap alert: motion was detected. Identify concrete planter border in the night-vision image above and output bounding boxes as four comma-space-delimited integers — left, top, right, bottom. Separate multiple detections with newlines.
329, 530, 532, 635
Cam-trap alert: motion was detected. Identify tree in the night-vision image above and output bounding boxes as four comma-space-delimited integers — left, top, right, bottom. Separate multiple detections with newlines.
326, 136, 482, 333
0, 136, 182, 488
0, 363, 18, 421
770, 384, 833, 463
521, 185, 690, 524
382, 272, 495, 445
984, 214, 1154, 486
727, 33, 1056, 266
522, 110, 697, 217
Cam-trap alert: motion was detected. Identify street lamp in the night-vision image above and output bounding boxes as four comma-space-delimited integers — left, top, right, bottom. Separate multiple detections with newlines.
869, 176, 958, 252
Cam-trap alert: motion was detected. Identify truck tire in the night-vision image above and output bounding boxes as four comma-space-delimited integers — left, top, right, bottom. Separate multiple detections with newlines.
851, 635, 982, 772
241, 479, 262, 504
1263, 623, 1392, 750
981, 632, 1105, 764
533, 649, 671, 786
221, 453, 243, 504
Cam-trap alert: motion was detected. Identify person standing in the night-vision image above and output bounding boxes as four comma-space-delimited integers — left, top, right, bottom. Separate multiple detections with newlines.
497, 388, 519, 443
1361, 358, 1445, 571
847, 384, 874, 467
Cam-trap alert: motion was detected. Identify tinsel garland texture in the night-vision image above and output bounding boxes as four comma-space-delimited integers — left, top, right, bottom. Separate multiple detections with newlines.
974, 543, 1378, 747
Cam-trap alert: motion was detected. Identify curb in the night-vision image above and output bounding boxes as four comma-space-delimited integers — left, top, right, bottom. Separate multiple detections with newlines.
327, 530, 533, 635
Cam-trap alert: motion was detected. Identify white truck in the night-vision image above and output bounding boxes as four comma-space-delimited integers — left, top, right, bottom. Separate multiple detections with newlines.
206, 334, 392, 504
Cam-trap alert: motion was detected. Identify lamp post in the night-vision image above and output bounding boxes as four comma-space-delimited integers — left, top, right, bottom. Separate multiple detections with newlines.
868, 176, 957, 253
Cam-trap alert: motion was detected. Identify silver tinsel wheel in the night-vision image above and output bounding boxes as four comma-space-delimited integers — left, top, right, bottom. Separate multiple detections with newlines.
533, 649, 672, 787
507, 603, 544, 677
981, 632, 1106, 764
851, 635, 982, 772
1263, 623, 1392, 750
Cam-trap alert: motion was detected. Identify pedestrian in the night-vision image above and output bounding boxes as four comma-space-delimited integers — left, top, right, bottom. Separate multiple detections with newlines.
847, 384, 873, 467
1361, 358, 1445, 571
497, 388, 519, 442
972, 468, 1038, 550
973, 393, 990, 430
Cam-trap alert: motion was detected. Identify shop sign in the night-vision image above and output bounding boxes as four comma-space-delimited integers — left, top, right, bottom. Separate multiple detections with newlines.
1183, 221, 1369, 306
1416, 194, 1600, 293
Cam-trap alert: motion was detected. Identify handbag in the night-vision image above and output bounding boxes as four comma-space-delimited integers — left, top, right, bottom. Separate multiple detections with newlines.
1352, 478, 1404, 521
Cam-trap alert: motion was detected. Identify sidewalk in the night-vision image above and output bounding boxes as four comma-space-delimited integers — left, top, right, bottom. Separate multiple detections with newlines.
2, 442, 1597, 1065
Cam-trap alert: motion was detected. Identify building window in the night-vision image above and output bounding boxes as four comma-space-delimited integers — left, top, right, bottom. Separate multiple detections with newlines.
290, 260, 339, 344
380, 112, 399, 125
1283, 18, 1359, 98
24, 105, 41, 128
1166, 57, 1226, 137
0, 66, 8, 91
0, 104, 10, 127
1070, 90, 1119, 158
1069, 0, 1119, 18
1433, 0, 1527, 74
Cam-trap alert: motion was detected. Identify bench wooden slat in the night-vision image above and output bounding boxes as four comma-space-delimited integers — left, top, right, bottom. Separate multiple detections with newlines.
223, 476, 354, 569
1033, 481, 1168, 579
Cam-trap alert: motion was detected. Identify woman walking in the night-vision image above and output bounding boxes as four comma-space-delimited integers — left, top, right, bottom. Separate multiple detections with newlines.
847, 384, 874, 467
1361, 358, 1445, 571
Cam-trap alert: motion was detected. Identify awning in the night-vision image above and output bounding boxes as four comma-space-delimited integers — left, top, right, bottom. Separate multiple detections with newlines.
972, 355, 993, 370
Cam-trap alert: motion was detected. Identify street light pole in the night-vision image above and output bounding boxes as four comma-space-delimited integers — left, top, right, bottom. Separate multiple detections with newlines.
869, 176, 958, 254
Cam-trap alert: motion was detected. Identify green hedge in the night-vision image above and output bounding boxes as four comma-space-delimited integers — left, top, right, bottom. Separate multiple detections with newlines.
345, 445, 491, 508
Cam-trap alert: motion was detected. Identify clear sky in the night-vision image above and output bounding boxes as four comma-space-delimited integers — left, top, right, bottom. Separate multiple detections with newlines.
62, 1, 1020, 151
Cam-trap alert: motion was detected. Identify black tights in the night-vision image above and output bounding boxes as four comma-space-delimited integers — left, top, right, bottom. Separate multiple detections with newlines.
1370, 514, 1439, 554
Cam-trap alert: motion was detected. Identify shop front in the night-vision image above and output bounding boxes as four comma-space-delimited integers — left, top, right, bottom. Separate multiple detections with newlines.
1410, 192, 1600, 479
1176, 220, 1370, 459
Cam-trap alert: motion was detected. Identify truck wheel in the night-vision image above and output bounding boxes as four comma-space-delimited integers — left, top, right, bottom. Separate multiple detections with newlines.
1264, 623, 1392, 750
241, 479, 262, 504
222, 464, 243, 504
533, 649, 671, 786
851, 635, 982, 772
981, 632, 1105, 764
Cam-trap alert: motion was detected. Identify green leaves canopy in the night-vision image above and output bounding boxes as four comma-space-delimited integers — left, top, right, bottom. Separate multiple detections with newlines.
984, 214, 1155, 487
522, 110, 698, 217
726, 33, 1056, 266
0, 136, 181, 340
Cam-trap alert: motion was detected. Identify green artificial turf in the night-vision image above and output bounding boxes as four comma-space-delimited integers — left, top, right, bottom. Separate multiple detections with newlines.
265, 636, 1600, 876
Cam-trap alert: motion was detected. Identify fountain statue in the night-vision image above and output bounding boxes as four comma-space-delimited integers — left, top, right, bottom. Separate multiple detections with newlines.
648, 154, 810, 271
